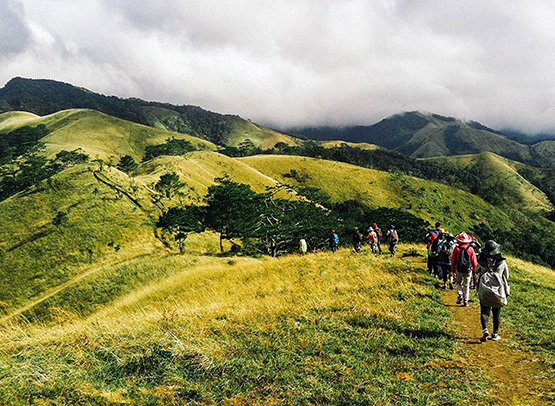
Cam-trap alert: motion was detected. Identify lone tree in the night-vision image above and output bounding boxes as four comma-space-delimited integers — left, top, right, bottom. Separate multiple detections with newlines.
117, 155, 138, 174
157, 206, 205, 253
204, 176, 261, 253
155, 172, 185, 199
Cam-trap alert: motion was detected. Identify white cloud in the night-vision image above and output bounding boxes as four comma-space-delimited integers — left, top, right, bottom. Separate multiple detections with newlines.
2, 0, 555, 134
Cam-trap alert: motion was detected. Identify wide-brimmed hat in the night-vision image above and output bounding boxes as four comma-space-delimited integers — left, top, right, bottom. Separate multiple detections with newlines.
455, 232, 472, 244
482, 240, 502, 256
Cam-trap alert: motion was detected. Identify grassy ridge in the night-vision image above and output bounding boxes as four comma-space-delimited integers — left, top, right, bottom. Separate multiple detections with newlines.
240, 154, 514, 234
428, 153, 553, 213
0, 247, 493, 405
0, 109, 217, 161
0, 164, 163, 312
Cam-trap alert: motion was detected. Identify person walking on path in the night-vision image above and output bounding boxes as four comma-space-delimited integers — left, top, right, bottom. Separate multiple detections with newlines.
451, 232, 478, 307
425, 222, 442, 276
386, 225, 399, 257
372, 223, 383, 254
475, 240, 510, 342
437, 232, 456, 289
330, 230, 339, 253
299, 238, 308, 255
366, 226, 378, 254
352, 227, 363, 253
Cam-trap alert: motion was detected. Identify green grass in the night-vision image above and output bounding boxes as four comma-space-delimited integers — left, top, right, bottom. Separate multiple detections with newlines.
240, 154, 515, 234
503, 258, 555, 367
0, 248, 493, 405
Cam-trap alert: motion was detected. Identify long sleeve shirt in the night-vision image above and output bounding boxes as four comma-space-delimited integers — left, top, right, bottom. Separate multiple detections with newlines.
451, 244, 478, 274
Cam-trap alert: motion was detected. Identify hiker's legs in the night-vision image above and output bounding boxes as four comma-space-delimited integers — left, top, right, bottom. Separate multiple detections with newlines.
377, 240, 382, 254
480, 303, 491, 332
492, 307, 501, 334
461, 273, 471, 303
456, 272, 472, 303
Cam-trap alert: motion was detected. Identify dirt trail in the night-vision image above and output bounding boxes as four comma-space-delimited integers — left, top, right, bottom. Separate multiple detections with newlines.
443, 287, 553, 405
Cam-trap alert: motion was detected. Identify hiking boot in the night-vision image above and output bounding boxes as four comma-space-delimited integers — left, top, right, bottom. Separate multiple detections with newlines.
463, 301, 469, 307
480, 331, 489, 342
490, 334, 501, 341
442, 283, 447, 289
456, 295, 462, 305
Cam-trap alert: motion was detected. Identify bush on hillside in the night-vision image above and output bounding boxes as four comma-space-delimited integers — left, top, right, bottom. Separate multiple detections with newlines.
143, 138, 198, 161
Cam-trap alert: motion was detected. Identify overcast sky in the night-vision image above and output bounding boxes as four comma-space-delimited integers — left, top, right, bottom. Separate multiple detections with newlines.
2, 0, 555, 133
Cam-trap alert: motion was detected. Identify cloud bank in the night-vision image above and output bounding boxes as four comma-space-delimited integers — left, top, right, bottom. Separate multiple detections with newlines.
2, 0, 555, 133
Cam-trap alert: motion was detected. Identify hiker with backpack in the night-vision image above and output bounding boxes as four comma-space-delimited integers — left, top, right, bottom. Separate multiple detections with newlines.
437, 232, 456, 289
425, 222, 442, 276
330, 230, 339, 253
372, 223, 383, 254
476, 240, 510, 342
353, 227, 363, 253
428, 227, 445, 278
366, 226, 378, 254
451, 232, 478, 307
386, 225, 399, 257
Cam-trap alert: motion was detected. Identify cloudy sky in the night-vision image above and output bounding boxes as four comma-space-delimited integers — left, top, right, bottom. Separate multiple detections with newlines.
2, 0, 555, 133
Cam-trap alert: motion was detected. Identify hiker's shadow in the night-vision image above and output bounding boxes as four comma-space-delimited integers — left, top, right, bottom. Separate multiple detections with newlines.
456, 335, 483, 345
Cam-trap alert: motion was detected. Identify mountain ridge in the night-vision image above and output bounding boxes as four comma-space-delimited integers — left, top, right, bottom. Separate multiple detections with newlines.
291, 111, 555, 168
0, 77, 300, 149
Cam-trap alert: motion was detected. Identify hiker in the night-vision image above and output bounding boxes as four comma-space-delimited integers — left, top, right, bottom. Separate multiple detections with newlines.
386, 225, 399, 257
451, 232, 478, 307
330, 230, 339, 253
373, 223, 383, 254
425, 222, 442, 276
366, 226, 378, 254
428, 227, 445, 278
437, 232, 456, 289
476, 240, 510, 342
353, 227, 363, 253
299, 238, 308, 255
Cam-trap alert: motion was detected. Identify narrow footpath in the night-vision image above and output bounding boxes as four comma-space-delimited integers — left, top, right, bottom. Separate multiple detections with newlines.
442, 287, 553, 405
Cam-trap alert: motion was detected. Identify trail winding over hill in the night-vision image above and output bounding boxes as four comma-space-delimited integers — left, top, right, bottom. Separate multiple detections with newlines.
442, 287, 552, 405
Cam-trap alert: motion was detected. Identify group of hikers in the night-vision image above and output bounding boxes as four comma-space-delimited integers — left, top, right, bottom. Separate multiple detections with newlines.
345, 224, 399, 257
426, 222, 510, 342
299, 220, 511, 343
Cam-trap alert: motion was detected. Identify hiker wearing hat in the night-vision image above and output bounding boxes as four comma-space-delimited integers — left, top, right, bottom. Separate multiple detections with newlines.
366, 226, 378, 254
451, 232, 478, 306
476, 240, 510, 342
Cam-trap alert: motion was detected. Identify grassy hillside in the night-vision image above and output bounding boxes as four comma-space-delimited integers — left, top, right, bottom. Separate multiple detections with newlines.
428, 152, 554, 214
0, 77, 300, 149
0, 109, 217, 161
239, 154, 514, 235
0, 248, 492, 405
0, 245, 553, 405
0, 164, 164, 313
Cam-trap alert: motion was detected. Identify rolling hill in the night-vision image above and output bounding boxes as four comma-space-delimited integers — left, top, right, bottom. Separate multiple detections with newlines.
0, 102, 554, 404
295, 111, 555, 168
0, 108, 217, 162
0, 77, 301, 149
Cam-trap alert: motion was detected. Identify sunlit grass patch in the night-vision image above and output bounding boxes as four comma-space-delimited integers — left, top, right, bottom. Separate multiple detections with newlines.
0, 249, 492, 405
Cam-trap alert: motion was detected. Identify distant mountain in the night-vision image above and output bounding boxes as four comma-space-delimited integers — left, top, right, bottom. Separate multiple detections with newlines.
0, 77, 298, 148
294, 112, 555, 168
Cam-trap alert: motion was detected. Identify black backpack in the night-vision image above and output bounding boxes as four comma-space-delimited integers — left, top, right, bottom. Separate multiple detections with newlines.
458, 246, 473, 273
430, 237, 441, 256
